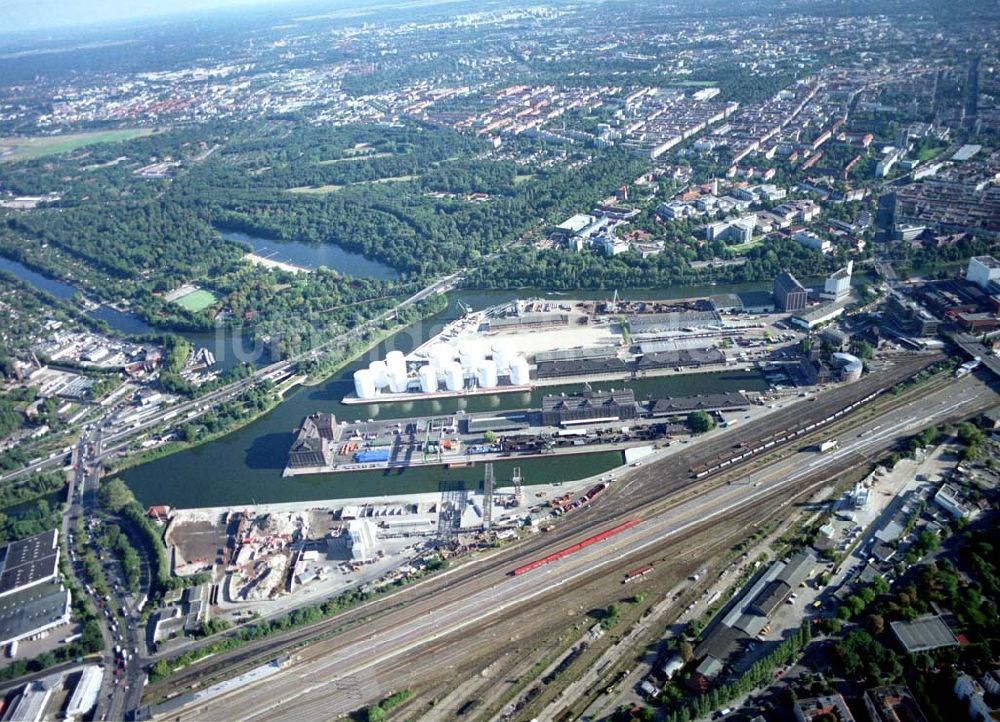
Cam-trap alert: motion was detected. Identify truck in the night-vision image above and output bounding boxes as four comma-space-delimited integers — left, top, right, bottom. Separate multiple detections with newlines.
818, 440, 838, 453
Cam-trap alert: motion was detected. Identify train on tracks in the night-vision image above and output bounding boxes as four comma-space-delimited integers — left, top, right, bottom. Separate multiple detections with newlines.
511, 519, 642, 575
623, 564, 654, 583
688, 388, 884, 479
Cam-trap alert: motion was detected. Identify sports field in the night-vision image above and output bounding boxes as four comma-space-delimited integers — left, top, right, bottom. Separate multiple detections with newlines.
173, 289, 217, 312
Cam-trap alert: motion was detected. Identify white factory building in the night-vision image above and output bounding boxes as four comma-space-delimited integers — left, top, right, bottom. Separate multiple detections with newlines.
966, 255, 1000, 290
347, 520, 379, 562
821, 261, 853, 300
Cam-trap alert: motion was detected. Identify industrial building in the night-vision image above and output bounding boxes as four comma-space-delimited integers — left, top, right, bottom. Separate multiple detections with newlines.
0, 529, 72, 649
534, 356, 627, 379
541, 389, 638, 426
347, 520, 379, 562
6, 673, 62, 722
65, 666, 103, 721
287, 413, 340, 468
883, 293, 940, 337
709, 290, 776, 314
648, 392, 750, 417
966, 255, 1000, 290
822, 261, 853, 300
625, 310, 720, 334
774, 270, 809, 312
636, 347, 726, 371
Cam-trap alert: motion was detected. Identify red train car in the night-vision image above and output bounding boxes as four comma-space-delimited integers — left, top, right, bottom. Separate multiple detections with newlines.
511, 519, 641, 576
623, 564, 653, 583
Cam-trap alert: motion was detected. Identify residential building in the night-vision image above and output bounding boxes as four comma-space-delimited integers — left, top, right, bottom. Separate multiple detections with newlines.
794, 694, 856, 722
793, 229, 833, 254
863, 685, 929, 722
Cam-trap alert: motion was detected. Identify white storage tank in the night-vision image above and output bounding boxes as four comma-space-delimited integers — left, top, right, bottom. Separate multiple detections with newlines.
368, 360, 388, 389
430, 343, 454, 371
458, 343, 484, 372
509, 355, 530, 386
385, 350, 407, 378
418, 365, 438, 393
386, 367, 409, 393
491, 339, 516, 373
477, 360, 499, 389
444, 361, 464, 391
353, 369, 377, 400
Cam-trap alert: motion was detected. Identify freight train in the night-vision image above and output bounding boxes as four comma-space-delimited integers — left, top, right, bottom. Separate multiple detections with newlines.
688, 388, 884, 479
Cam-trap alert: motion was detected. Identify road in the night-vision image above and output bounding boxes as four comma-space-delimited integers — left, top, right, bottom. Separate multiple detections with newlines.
156, 373, 995, 721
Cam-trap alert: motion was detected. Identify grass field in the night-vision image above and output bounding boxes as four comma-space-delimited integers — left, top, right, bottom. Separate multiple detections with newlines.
288, 184, 344, 194
0, 129, 157, 162
288, 175, 418, 194
173, 289, 217, 312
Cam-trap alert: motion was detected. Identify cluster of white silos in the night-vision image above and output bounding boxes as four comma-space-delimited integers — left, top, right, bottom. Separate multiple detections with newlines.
351, 338, 534, 399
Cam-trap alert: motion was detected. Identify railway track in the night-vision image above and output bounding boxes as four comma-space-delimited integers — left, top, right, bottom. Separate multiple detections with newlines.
159, 369, 995, 722
144, 354, 947, 705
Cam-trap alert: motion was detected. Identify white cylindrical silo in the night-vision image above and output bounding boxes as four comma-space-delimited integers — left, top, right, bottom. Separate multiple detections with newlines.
444, 361, 464, 391
418, 365, 438, 393
353, 369, 377, 400
385, 350, 407, 378
477, 360, 498, 389
458, 342, 483, 372
491, 339, 515, 373
509, 355, 530, 386
386, 367, 408, 393
430, 343, 454, 371
368, 360, 388, 388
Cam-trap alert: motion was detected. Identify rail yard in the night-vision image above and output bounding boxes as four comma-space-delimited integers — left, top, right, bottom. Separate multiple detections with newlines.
146, 355, 999, 721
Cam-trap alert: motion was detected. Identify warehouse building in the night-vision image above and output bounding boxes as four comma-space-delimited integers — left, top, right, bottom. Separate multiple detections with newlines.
0, 529, 60, 598
287, 413, 339, 468
636, 347, 726, 371
541, 389, 638, 426
535, 357, 628, 379
648, 392, 751, 417
774, 270, 809, 312
626, 310, 720, 334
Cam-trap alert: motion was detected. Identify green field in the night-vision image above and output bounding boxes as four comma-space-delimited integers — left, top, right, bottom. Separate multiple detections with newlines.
0, 129, 157, 162
173, 289, 217, 312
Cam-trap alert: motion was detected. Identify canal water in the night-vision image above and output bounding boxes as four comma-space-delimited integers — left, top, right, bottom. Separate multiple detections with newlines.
220, 230, 400, 280
120, 289, 769, 509
0, 254, 265, 371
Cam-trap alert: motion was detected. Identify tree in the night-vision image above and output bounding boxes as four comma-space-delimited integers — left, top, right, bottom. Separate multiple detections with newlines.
98, 477, 135, 512
482, 430, 497, 443
688, 411, 715, 434
867, 613, 885, 635
678, 639, 694, 662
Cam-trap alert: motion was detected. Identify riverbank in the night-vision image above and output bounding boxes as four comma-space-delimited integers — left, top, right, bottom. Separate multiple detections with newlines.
108, 303, 448, 475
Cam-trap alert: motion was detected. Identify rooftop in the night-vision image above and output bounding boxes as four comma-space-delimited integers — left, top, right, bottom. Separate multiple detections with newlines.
0, 529, 59, 596
0, 579, 71, 645
890, 615, 958, 653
